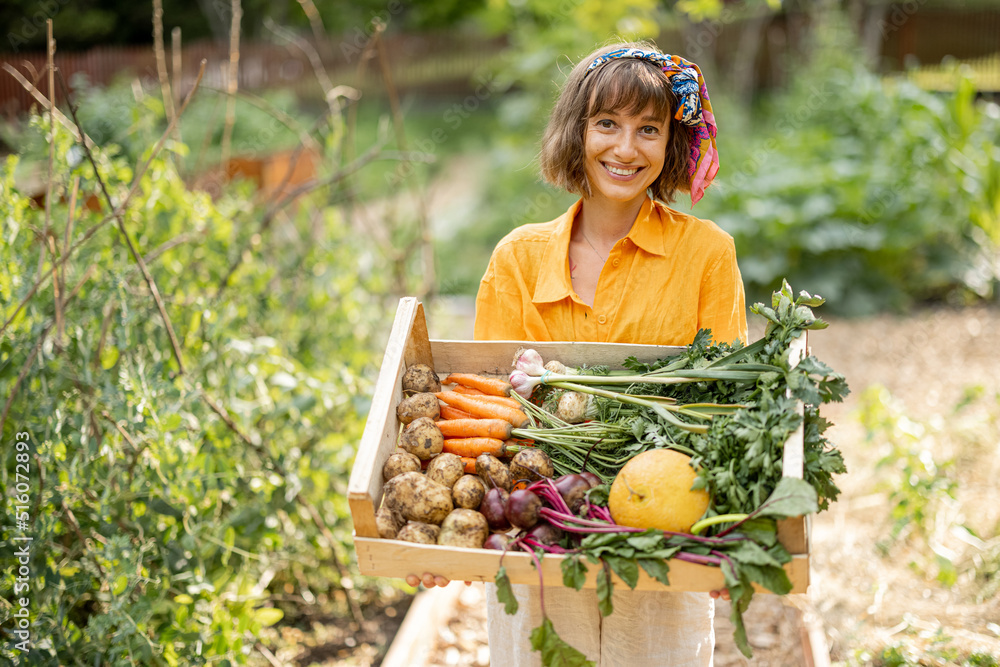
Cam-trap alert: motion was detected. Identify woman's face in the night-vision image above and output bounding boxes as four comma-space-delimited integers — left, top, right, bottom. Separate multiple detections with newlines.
583, 104, 668, 206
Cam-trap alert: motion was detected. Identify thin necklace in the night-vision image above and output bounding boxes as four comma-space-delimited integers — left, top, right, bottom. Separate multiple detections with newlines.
581, 231, 607, 263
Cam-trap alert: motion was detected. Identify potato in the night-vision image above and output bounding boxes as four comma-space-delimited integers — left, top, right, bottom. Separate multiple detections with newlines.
437, 509, 489, 549
383, 451, 421, 481
452, 474, 486, 510
402, 364, 441, 395
426, 453, 464, 489
399, 417, 444, 461
509, 448, 555, 483
396, 392, 440, 425
396, 521, 440, 544
475, 453, 512, 493
383, 471, 453, 524
375, 506, 405, 539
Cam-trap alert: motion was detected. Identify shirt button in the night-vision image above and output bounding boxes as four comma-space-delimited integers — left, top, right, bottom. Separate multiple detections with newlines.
612, 258, 621, 267
597, 315, 607, 325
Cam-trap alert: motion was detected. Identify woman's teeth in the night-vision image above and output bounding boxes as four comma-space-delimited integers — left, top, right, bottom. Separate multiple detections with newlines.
605, 164, 638, 176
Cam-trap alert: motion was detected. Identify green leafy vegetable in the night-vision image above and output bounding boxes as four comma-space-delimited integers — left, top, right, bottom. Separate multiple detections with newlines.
495, 567, 519, 614
529, 618, 595, 667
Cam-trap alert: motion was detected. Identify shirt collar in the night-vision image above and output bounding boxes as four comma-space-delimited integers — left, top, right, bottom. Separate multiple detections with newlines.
531, 196, 667, 305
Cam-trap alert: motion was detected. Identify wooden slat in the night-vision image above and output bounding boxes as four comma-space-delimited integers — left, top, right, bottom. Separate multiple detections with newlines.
404, 302, 435, 369
355, 537, 809, 594
429, 339, 685, 375
347, 297, 420, 537
777, 331, 809, 554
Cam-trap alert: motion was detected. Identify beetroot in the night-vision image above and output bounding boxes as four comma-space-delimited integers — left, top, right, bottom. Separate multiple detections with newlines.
479, 487, 511, 531
553, 473, 591, 514
505, 489, 542, 529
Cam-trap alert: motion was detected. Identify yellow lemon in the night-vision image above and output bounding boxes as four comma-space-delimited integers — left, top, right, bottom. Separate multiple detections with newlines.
608, 449, 710, 533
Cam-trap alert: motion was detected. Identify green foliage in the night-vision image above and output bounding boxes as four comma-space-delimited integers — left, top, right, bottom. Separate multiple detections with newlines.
691, 15, 1000, 315
0, 104, 393, 664
853, 631, 1000, 667
859, 386, 958, 554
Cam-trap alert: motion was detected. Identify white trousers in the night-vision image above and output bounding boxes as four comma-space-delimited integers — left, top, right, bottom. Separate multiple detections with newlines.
486, 583, 714, 666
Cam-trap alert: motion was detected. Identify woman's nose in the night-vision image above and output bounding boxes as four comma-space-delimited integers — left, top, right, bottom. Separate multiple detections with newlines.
613, 132, 638, 160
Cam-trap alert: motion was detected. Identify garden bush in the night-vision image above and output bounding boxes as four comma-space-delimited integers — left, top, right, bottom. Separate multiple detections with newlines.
1, 100, 393, 665
689, 18, 1000, 315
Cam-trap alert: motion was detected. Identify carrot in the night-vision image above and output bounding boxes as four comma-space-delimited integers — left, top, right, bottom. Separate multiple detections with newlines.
505, 438, 535, 448
439, 404, 474, 420
460, 457, 477, 474
442, 437, 507, 458
435, 391, 530, 428
435, 418, 513, 441
465, 393, 523, 410
443, 373, 512, 397
452, 385, 487, 396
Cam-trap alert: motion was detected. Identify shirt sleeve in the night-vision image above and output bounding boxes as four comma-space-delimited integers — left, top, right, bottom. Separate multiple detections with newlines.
473, 253, 530, 342
698, 238, 749, 346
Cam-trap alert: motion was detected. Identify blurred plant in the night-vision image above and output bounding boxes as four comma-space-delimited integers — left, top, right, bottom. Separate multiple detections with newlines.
855, 631, 1000, 667
859, 387, 958, 560
0, 36, 411, 665
692, 10, 1000, 315
857, 382, 1000, 600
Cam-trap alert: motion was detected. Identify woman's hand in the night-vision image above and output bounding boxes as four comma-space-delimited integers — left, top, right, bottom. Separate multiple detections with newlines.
405, 573, 473, 588
405, 573, 451, 588
709, 588, 731, 601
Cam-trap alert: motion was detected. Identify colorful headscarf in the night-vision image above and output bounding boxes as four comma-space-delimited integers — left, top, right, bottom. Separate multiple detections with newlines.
584, 47, 719, 206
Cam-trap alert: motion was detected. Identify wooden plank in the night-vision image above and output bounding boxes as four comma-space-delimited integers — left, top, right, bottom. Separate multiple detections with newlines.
404, 301, 435, 369
430, 339, 685, 375
381, 583, 468, 667
347, 297, 419, 538
355, 537, 808, 594
777, 331, 809, 553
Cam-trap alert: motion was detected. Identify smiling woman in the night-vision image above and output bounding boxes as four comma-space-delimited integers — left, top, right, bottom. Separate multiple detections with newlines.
410, 40, 746, 666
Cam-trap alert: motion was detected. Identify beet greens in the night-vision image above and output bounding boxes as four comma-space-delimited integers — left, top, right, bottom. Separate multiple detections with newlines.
494, 476, 821, 662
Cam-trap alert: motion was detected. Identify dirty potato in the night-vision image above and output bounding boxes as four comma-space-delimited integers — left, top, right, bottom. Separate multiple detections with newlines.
396, 392, 440, 425
382, 451, 421, 482
399, 417, 444, 461
475, 453, 512, 493
452, 474, 486, 510
437, 509, 489, 549
396, 521, 440, 544
375, 506, 405, 539
509, 448, 555, 483
425, 453, 464, 489
383, 471, 453, 524
402, 364, 441, 395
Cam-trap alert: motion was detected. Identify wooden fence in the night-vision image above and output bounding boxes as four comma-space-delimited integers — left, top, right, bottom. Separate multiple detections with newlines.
0, 31, 507, 117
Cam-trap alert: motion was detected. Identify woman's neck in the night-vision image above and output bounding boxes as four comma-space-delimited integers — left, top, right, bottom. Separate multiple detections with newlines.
577, 194, 646, 247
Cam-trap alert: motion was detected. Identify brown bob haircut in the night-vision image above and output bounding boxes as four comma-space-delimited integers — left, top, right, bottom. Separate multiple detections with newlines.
539, 41, 692, 204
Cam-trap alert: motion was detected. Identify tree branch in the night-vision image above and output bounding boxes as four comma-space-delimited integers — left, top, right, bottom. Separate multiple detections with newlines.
58, 71, 188, 376
0, 60, 208, 340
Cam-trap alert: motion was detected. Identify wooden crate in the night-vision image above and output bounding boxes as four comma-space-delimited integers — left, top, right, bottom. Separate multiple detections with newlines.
347, 298, 810, 593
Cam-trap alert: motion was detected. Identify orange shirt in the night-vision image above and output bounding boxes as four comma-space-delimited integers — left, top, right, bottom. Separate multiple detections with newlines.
474, 197, 748, 346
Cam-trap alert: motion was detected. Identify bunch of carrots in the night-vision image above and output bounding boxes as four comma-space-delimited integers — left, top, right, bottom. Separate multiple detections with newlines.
432, 373, 534, 474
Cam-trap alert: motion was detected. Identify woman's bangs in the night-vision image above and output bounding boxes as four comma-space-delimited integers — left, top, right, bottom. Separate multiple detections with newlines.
586, 60, 671, 121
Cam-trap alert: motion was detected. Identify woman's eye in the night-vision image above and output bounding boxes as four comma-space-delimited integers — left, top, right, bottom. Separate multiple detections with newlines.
596, 119, 615, 129
641, 126, 660, 135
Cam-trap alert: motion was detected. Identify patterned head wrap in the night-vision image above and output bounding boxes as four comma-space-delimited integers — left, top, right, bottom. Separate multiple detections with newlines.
584, 47, 719, 205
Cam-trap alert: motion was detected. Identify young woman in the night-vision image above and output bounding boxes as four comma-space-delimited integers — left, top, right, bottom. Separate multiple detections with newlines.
410, 40, 746, 665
